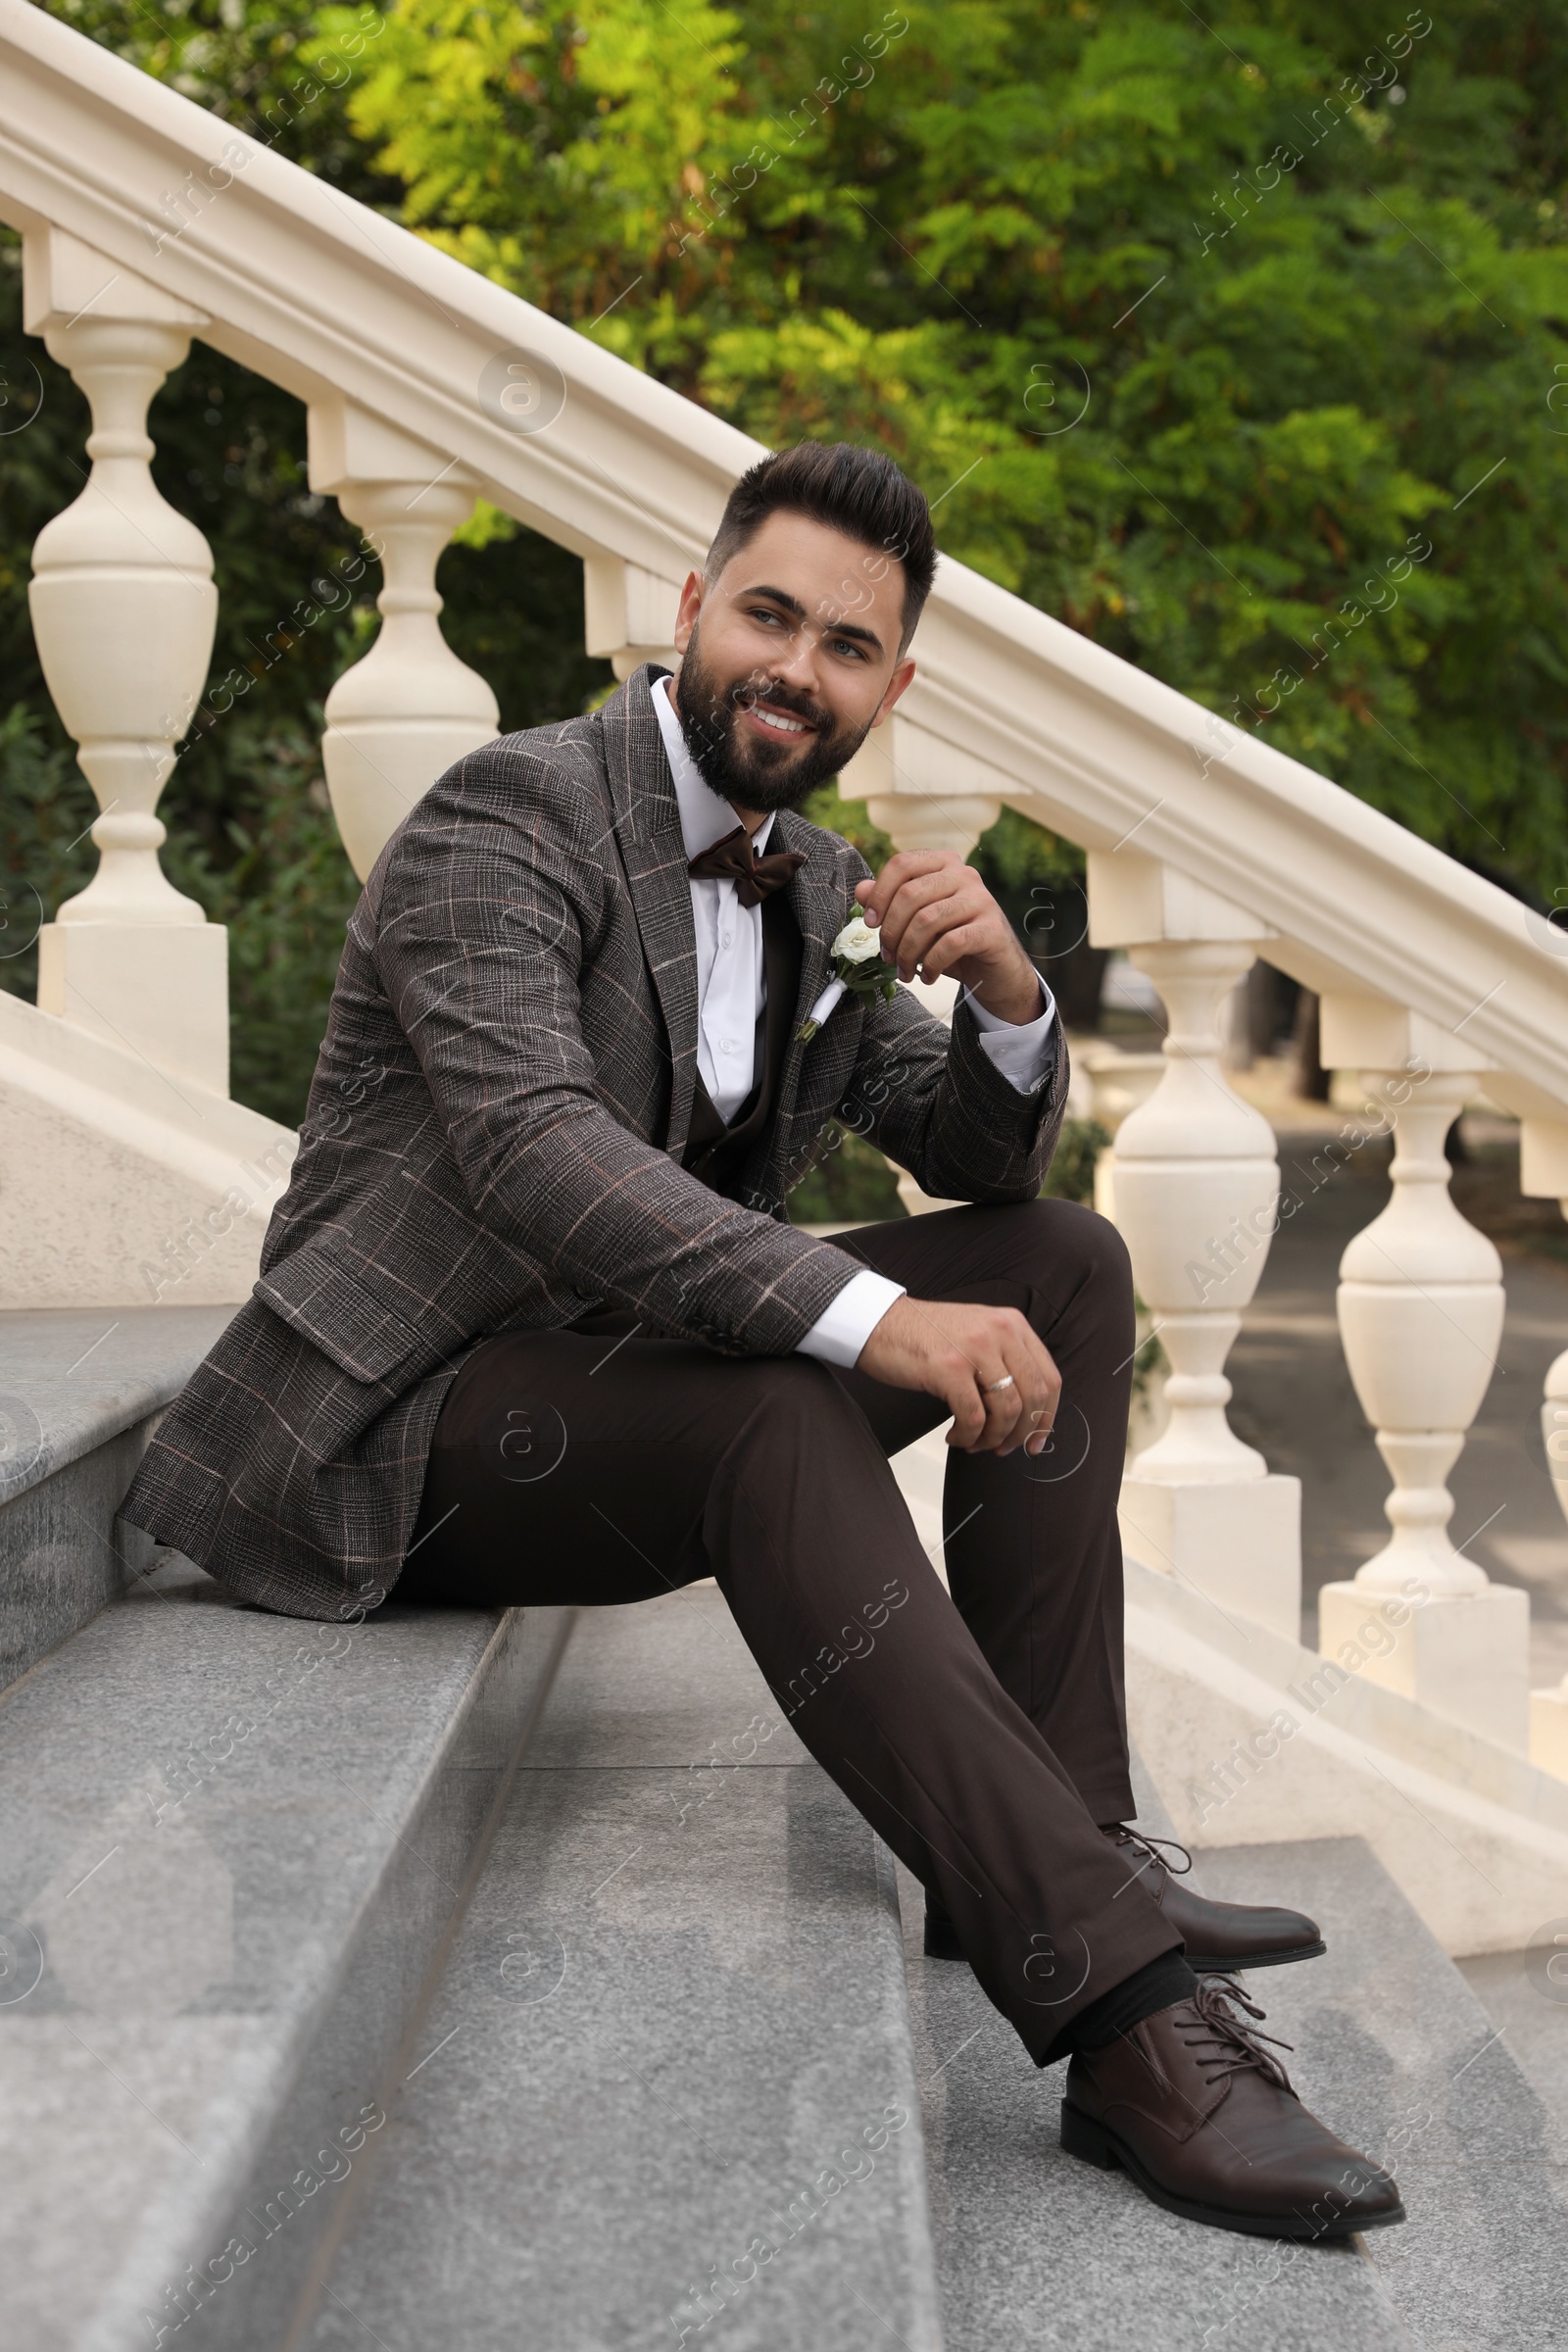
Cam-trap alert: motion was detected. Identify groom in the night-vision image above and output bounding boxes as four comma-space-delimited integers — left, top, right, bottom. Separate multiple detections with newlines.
124, 440, 1400, 2242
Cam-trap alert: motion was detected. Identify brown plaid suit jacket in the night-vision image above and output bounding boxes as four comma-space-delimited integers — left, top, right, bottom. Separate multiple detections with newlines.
122, 665, 1068, 1619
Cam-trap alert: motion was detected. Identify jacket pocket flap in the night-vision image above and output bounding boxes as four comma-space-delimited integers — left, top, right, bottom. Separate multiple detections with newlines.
254, 1250, 440, 1387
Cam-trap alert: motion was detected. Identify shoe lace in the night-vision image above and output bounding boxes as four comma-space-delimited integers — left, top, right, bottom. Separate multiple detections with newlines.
1108, 1824, 1194, 1884
1174, 1976, 1296, 2094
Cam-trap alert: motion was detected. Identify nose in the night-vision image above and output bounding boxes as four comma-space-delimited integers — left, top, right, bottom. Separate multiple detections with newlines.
764, 622, 827, 698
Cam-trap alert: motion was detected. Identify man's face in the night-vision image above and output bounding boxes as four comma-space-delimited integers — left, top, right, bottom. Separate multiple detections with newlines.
670, 510, 917, 816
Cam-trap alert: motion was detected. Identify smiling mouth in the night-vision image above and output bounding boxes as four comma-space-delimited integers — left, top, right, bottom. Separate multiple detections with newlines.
746, 704, 814, 738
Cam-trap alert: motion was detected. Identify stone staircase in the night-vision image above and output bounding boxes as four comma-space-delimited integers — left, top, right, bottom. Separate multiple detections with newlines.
2, 1323, 1565, 2351
295, 1592, 940, 2352
0, 1306, 237, 1687
904, 1808, 1567, 2351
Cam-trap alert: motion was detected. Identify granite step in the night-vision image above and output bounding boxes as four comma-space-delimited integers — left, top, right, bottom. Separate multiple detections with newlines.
1197, 1835, 1568, 2351
0, 1304, 236, 1690
293, 1587, 942, 2352
903, 1786, 1567, 2349
898, 1763, 1411, 2352
0, 1555, 571, 2352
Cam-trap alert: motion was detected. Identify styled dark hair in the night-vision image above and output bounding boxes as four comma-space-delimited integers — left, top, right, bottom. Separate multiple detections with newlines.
705, 440, 938, 653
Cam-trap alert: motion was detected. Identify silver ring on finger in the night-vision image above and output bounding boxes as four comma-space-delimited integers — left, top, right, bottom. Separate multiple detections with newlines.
985, 1374, 1015, 1394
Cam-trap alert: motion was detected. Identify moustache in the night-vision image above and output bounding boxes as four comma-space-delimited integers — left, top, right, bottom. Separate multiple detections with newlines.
726, 677, 833, 734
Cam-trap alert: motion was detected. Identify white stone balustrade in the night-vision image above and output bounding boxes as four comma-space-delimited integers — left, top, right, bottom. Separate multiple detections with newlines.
583, 555, 682, 682
1313, 999, 1526, 1750
1504, 1111, 1568, 1774
23, 226, 228, 1094
1076, 1039, 1167, 1221
310, 399, 500, 881
839, 707, 1003, 863
863, 797, 1002, 859
1535, 1348, 1568, 1773
1086, 853, 1300, 1641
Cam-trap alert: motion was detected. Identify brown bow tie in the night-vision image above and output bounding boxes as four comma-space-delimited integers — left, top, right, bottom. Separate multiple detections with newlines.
687, 824, 807, 909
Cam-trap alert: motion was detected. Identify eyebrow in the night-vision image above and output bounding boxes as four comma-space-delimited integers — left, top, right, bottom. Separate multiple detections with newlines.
740, 582, 887, 658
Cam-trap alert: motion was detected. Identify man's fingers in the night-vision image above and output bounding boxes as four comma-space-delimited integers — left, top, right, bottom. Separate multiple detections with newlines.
939, 1350, 989, 1447
1012, 1343, 1061, 1458
861, 1299, 1061, 1464
874, 872, 980, 971
978, 1345, 1042, 1454
886, 897, 973, 980
953, 1338, 1018, 1448
857, 850, 953, 927
910, 919, 987, 984
1024, 1345, 1062, 1448
956, 1316, 1060, 1456
980, 1373, 1026, 1449
1018, 1327, 1063, 1457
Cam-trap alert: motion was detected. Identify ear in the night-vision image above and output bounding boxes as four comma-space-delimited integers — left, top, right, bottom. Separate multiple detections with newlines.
871, 656, 916, 725
672, 568, 706, 657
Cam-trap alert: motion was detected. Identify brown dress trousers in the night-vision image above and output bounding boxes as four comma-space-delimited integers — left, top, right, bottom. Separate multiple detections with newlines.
399, 1193, 1179, 2064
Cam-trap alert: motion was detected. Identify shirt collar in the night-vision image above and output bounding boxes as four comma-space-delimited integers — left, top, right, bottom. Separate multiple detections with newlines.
652, 671, 777, 862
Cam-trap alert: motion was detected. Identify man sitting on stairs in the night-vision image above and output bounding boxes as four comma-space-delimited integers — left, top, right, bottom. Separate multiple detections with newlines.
123, 440, 1402, 2245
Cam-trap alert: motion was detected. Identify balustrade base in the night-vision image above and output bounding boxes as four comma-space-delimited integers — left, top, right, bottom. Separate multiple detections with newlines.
0, 989, 289, 1310
1530, 1685, 1568, 1782
37, 920, 228, 1097
1117, 1471, 1301, 1641
1318, 1578, 1530, 1754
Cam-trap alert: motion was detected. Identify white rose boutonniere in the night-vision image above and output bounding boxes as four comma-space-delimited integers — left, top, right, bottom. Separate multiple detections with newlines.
796, 906, 903, 1043
833, 912, 884, 964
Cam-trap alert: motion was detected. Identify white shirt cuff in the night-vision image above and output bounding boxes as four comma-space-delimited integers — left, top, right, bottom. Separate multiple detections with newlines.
964, 976, 1056, 1094
795, 1268, 906, 1369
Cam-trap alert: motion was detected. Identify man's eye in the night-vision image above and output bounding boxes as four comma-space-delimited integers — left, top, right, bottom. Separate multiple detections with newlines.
829, 637, 866, 660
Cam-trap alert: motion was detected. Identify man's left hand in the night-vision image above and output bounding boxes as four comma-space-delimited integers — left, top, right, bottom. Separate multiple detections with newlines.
855, 852, 1042, 1025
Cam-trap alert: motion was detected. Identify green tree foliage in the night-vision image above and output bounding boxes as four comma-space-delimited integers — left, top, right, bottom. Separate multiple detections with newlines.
340, 0, 1568, 883
4, 1, 1566, 1132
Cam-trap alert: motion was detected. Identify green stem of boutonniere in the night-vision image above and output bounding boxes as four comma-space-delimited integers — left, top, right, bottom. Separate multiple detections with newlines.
795, 945, 901, 1043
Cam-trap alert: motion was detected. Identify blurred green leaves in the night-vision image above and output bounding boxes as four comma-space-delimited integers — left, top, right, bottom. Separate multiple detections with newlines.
327, 0, 1568, 882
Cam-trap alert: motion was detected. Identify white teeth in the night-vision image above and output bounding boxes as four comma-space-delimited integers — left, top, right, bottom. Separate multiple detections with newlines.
755, 709, 807, 733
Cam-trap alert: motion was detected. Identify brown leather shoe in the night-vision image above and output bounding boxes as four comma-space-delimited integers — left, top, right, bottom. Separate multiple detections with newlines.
1062, 1977, 1404, 2239
1103, 1827, 1326, 1974
923, 1828, 1326, 1974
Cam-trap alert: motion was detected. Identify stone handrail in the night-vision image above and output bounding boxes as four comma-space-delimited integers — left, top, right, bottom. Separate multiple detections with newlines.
2, 0, 1565, 1781
0, 0, 1562, 1106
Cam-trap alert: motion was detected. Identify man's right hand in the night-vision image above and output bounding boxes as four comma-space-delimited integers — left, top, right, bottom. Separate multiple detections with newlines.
856, 1297, 1060, 1457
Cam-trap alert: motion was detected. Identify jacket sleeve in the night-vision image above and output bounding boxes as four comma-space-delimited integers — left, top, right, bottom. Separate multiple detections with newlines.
373, 748, 864, 1354
833, 951, 1069, 1206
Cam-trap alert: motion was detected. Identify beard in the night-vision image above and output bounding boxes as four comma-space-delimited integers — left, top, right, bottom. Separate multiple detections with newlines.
672, 620, 876, 814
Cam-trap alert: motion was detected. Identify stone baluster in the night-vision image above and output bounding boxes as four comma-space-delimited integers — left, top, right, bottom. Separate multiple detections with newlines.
583, 555, 682, 681
1314, 999, 1526, 1750
1076, 1047, 1174, 1455
860, 796, 1001, 861
23, 226, 228, 1094
1086, 852, 1300, 1641
1077, 1040, 1167, 1220
309, 399, 499, 880
1537, 1346, 1568, 1772
1510, 1113, 1568, 1774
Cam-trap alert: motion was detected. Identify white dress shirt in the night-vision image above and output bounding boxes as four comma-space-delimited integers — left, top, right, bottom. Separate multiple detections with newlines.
651, 673, 1057, 1367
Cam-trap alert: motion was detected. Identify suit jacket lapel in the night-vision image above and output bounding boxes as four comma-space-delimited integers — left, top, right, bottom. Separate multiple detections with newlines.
603, 669, 850, 1169
765, 806, 853, 1184
775, 804, 842, 1054
603, 665, 702, 1155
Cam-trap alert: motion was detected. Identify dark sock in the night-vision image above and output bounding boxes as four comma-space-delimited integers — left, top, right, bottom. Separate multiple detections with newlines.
1040, 1947, 1198, 2067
